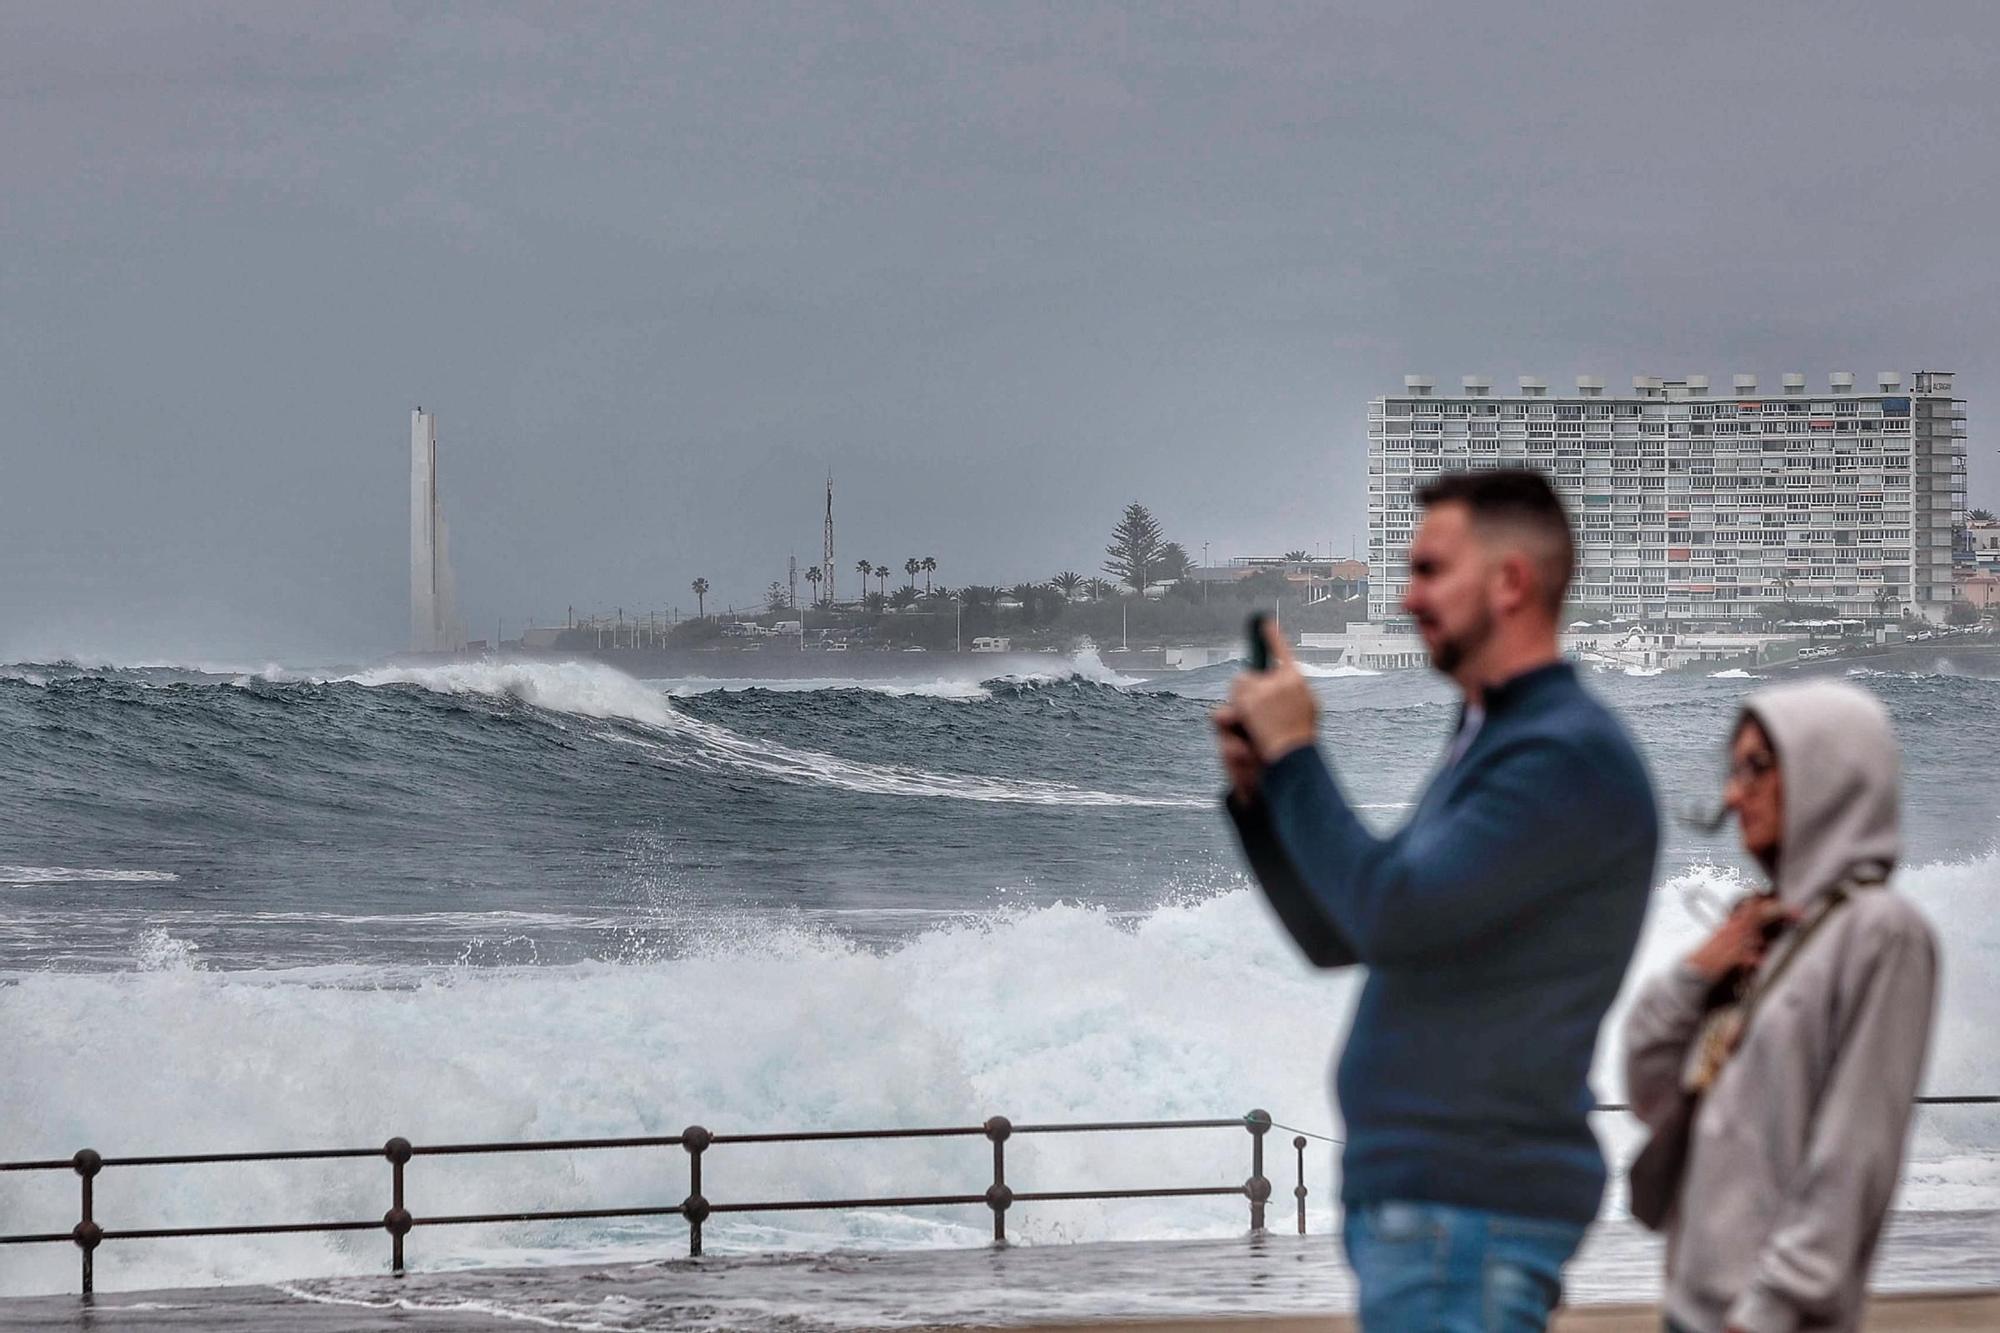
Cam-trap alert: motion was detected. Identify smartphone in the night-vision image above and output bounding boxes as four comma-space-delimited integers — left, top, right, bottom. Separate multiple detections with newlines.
1246, 612, 1271, 671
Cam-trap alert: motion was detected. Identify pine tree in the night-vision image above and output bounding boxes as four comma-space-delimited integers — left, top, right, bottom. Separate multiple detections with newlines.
1104, 502, 1165, 595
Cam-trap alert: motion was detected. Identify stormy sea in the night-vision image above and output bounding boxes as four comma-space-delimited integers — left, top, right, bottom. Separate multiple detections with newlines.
0, 655, 1994, 1323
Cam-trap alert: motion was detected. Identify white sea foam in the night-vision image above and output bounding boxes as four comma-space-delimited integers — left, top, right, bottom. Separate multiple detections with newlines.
0, 865, 181, 886
132, 927, 205, 972
658, 677, 996, 701
338, 661, 680, 728
1297, 663, 1381, 679
0, 854, 1992, 1295
979, 648, 1148, 691
336, 660, 1197, 808
0, 890, 1345, 1295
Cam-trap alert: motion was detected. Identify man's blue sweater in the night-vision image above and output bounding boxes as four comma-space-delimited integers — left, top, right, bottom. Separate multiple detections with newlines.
1228, 662, 1657, 1225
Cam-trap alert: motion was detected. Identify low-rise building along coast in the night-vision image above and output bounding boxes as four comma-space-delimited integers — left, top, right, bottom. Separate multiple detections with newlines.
1368, 371, 1968, 627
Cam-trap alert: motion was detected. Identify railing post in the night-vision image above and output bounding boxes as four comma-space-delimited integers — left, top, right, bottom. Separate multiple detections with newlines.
1293, 1135, 1308, 1235
681, 1125, 712, 1258
1244, 1109, 1271, 1233
382, 1138, 413, 1276
983, 1116, 1012, 1245
72, 1149, 102, 1297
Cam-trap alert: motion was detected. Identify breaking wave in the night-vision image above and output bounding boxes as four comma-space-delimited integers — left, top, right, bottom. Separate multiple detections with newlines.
1, 854, 1993, 1295
334, 660, 1198, 807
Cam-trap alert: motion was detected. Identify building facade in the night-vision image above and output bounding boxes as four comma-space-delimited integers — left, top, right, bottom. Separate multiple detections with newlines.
1367, 372, 1967, 626
1184, 556, 1368, 605
1963, 517, 2000, 573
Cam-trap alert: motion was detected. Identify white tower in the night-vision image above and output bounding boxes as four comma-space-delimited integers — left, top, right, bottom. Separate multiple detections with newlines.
409, 408, 458, 653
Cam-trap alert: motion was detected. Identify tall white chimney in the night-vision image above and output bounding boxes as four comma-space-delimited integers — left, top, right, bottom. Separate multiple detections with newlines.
409, 408, 456, 654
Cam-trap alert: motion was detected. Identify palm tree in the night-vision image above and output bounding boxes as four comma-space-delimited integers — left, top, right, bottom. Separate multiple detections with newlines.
922, 555, 937, 595
904, 556, 921, 590
805, 565, 823, 605
855, 560, 873, 600
1283, 549, 1310, 562
691, 577, 710, 618
1050, 571, 1084, 599
1084, 576, 1116, 601
875, 563, 889, 597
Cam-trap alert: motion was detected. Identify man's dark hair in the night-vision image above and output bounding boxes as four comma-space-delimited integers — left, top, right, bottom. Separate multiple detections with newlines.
1415, 468, 1575, 612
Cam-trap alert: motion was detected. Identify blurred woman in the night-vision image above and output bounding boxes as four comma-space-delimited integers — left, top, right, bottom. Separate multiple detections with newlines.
1622, 680, 1938, 1333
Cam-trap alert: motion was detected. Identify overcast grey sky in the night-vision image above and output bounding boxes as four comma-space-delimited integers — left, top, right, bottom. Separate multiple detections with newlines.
4, 1, 1995, 660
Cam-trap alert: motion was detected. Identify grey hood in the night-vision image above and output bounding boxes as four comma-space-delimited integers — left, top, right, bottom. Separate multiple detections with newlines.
1740, 680, 1900, 906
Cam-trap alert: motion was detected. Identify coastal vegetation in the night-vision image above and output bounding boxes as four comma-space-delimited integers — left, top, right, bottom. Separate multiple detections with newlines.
626, 502, 1362, 651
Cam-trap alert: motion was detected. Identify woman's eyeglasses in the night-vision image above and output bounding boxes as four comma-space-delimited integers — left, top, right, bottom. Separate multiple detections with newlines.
1727, 750, 1777, 787
1674, 750, 1778, 840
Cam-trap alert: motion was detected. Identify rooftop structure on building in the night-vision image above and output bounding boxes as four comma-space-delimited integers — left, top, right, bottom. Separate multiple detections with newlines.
1368, 372, 1968, 626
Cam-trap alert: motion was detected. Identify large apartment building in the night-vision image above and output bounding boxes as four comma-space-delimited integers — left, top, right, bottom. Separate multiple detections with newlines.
1367, 372, 1967, 627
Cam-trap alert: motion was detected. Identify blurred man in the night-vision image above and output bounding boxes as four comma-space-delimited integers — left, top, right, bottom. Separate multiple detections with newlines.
1216, 469, 1658, 1332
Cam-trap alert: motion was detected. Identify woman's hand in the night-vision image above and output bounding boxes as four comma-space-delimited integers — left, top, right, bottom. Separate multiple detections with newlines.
1685, 895, 1798, 983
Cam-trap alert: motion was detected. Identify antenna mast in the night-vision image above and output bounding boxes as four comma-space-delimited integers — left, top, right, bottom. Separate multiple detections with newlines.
822, 472, 836, 606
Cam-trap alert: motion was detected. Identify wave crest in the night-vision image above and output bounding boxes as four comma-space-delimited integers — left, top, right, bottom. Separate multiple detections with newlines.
330, 659, 1198, 808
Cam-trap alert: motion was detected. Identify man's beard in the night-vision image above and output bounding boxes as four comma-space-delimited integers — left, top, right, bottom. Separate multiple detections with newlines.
1427, 606, 1494, 675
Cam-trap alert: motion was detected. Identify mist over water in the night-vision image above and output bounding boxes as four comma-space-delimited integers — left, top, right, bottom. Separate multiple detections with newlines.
0, 657, 1995, 1296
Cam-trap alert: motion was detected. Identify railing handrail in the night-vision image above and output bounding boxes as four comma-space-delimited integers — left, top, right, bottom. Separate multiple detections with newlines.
0, 1115, 1262, 1174
1591, 1093, 1996, 1114
0, 1110, 1287, 1296
1, 1097, 1988, 1298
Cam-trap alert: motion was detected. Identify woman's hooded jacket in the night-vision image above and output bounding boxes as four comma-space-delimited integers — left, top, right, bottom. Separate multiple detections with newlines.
1622, 680, 1938, 1333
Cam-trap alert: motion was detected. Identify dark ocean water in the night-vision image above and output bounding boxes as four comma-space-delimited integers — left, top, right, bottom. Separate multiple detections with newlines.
0, 654, 1994, 1299
4, 654, 1995, 970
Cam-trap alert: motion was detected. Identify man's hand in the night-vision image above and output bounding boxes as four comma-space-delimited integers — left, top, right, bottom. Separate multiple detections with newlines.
1212, 705, 1262, 801
1227, 619, 1319, 763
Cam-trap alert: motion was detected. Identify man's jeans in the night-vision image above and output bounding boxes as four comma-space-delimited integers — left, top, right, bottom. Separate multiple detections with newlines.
1343, 1200, 1587, 1333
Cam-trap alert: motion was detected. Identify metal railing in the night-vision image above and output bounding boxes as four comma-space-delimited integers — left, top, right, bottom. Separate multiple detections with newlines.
3, 1097, 1991, 1298
0, 1110, 1291, 1295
